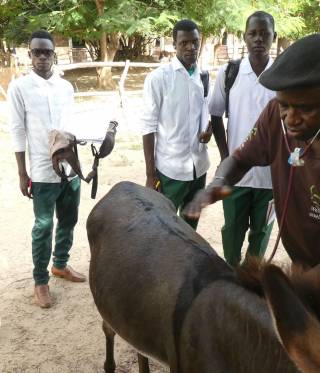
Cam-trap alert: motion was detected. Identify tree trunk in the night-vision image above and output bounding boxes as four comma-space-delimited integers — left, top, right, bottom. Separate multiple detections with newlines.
94, 0, 120, 89
277, 37, 291, 56
213, 42, 221, 66
198, 35, 207, 58
96, 29, 114, 90
0, 39, 6, 53
97, 32, 120, 89
198, 35, 207, 70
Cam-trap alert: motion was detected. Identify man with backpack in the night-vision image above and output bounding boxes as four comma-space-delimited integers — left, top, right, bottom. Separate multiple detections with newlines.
141, 19, 211, 229
209, 11, 277, 265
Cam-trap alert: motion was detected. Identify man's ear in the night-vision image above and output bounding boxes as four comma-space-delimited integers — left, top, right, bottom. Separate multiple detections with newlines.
273, 32, 277, 43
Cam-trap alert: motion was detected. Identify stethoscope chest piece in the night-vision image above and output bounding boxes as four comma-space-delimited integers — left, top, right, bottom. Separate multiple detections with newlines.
288, 147, 305, 167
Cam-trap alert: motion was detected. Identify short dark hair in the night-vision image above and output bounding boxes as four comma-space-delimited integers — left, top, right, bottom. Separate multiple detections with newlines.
245, 11, 275, 31
173, 19, 199, 41
29, 30, 55, 47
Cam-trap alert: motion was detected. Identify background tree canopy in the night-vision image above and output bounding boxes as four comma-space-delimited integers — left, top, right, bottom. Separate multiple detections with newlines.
0, 0, 318, 86
1, 0, 318, 46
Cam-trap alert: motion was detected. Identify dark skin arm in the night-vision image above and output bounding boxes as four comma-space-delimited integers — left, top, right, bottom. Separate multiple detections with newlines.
143, 133, 160, 190
211, 115, 229, 160
183, 155, 250, 219
15, 152, 32, 198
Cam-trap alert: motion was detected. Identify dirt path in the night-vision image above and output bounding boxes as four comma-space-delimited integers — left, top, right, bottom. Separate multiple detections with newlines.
0, 93, 289, 373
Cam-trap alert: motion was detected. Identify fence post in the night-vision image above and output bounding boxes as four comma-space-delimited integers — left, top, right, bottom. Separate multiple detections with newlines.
119, 59, 130, 108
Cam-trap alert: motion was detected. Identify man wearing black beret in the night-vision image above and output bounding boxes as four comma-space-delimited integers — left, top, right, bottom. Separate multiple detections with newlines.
185, 34, 320, 269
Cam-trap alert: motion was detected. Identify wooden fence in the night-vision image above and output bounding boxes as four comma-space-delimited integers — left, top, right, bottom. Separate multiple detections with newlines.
1, 60, 219, 101
57, 60, 218, 105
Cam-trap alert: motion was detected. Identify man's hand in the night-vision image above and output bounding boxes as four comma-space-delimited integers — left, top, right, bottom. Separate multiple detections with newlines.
199, 122, 213, 144
183, 184, 231, 219
19, 172, 32, 198
146, 175, 161, 191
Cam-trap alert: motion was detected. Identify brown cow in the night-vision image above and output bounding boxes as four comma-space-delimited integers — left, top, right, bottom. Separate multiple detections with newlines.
87, 181, 320, 373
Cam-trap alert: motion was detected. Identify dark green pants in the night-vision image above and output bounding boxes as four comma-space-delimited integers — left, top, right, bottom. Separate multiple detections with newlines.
31, 178, 81, 285
222, 186, 273, 267
156, 170, 206, 230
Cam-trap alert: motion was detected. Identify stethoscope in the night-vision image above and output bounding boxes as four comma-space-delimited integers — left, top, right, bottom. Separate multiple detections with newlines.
268, 120, 320, 262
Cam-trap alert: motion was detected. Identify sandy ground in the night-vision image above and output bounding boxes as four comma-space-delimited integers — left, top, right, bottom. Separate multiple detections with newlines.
0, 91, 289, 373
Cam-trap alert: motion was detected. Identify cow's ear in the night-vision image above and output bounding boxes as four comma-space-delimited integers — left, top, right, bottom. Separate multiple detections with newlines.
262, 265, 320, 373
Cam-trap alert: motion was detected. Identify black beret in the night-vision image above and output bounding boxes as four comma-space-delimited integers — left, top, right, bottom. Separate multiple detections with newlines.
259, 34, 320, 91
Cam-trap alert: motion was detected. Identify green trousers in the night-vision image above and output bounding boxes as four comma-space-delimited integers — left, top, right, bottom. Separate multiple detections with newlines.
222, 186, 274, 267
156, 170, 206, 230
31, 178, 81, 285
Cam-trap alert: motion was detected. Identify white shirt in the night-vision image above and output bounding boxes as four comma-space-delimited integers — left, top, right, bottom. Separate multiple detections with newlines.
209, 56, 275, 189
8, 70, 74, 183
141, 57, 210, 181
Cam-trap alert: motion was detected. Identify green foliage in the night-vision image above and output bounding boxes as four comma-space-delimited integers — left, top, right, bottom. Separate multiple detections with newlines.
1, 0, 178, 44
254, 0, 305, 38
181, 0, 246, 36
180, 0, 305, 38
0, 0, 318, 49
295, 0, 320, 35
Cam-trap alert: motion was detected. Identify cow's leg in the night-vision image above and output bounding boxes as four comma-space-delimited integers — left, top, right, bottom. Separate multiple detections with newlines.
138, 353, 150, 373
102, 320, 116, 373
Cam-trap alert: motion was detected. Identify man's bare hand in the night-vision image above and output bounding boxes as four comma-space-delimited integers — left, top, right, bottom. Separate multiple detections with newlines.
183, 185, 231, 219
19, 173, 32, 198
146, 175, 161, 191
199, 123, 213, 144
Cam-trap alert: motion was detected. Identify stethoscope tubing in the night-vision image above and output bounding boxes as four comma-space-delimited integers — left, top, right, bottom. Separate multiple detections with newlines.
268, 120, 320, 262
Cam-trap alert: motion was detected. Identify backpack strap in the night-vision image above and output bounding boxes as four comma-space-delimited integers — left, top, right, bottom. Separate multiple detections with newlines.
200, 70, 209, 98
224, 59, 241, 118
